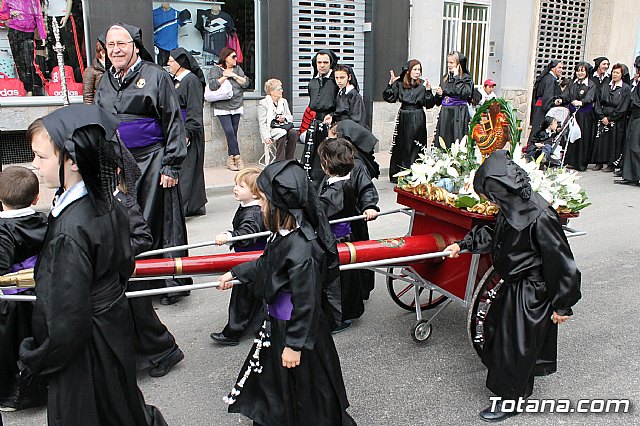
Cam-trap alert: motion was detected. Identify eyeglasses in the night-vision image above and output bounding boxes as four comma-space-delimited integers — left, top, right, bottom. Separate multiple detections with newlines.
230, 55, 238, 59
274, 87, 283, 91
106, 41, 133, 50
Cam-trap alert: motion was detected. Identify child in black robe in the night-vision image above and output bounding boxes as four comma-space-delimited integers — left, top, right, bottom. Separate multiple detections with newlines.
0, 166, 47, 412
446, 150, 581, 422
218, 160, 355, 426
20, 105, 167, 425
318, 138, 379, 332
211, 167, 267, 345
525, 116, 559, 163
327, 65, 367, 127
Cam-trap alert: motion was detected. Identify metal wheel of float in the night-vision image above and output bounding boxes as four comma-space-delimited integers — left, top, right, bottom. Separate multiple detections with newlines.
386, 267, 447, 311
467, 266, 504, 357
411, 319, 432, 343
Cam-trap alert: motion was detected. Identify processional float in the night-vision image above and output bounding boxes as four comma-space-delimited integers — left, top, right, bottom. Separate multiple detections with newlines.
0, 99, 586, 354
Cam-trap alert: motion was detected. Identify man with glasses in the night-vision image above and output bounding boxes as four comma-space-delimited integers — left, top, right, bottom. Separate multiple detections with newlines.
95, 23, 188, 378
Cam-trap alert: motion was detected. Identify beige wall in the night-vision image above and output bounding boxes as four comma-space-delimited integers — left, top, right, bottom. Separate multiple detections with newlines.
587, 0, 640, 65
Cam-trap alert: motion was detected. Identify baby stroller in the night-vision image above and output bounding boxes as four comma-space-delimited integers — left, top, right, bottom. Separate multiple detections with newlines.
546, 105, 581, 167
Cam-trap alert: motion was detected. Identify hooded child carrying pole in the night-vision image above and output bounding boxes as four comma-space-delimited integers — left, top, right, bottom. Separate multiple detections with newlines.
445, 150, 581, 422
21, 104, 167, 425
217, 160, 356, 426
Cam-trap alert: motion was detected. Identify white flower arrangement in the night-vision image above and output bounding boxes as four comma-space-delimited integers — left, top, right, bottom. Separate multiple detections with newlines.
397, 144, 590, 214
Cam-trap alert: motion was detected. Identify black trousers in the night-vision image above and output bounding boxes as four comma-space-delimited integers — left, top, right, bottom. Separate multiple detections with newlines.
7, 28, 36, 93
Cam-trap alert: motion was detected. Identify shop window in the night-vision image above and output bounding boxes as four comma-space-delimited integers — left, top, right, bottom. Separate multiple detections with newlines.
0, 0, 87, 99
154, 0, 258, 91
441, 0, 490, 85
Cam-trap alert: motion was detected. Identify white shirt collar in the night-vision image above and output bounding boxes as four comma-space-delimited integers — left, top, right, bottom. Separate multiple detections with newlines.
175, 69, 191, 81
593, 70, 610, 81
110, 56, 143, 79
0, 207, 37, 219
340, 85, 354, 95
327, 172, 351, 185
611, 80, 623, 89
51, 181, 88, 217
240, 199, 260, 207
315, 69, 333, 79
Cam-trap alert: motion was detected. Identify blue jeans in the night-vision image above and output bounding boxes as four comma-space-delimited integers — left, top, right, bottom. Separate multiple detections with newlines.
218, 114, 241, 156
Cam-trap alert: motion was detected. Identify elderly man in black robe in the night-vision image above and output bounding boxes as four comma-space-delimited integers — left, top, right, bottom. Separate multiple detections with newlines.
95, 23, 187, 377
446, 150, 581, 422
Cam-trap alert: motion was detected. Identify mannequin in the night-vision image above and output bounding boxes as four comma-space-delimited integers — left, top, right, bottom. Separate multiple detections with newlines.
153, 1, 190, 66
45, 0, 86, 83
195, 2, 233, 64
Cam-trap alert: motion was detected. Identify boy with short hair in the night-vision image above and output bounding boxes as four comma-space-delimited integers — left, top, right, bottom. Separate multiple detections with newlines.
20, 105, 167, 425
317, 138, 379, 332
0, 166, 48, 412
211, 167, 267, 345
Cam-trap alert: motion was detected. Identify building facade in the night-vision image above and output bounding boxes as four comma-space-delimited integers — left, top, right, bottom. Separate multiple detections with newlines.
1, 0, 639, 169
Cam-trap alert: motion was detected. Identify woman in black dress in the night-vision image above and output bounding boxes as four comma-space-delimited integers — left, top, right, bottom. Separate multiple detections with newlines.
383, 59, 435, 182
169, 48, 208, 216
530, 60, 565, 135
563, 62, 597, 171
616, 56, 640, 185
591, 63, 631, 172
434, 51, 474, 149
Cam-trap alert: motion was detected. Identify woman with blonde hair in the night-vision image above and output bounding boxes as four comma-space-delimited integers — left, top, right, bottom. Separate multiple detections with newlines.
257, 78, 297, 161
434, 51, 474, 149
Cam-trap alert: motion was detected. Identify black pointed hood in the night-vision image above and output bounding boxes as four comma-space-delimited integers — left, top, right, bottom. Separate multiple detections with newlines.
473, 150, 550, 231
311, 49, 339, 78
99, 23, 153, 68
170, 47, 206, 87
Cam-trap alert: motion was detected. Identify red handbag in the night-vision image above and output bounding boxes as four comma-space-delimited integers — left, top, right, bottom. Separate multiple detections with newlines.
0, 72, 27, 97
44, 66, 83, 97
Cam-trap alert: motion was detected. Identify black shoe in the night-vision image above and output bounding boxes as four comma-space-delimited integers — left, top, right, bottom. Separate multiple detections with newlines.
331, 320, 352, 334
613, 170, 622, 177
614, 179, 639, 186
210, 332, 240, 346
591, 164, 603, 171
149, 348, 184, 377
602, 165, 615, 172
479, 401, 519, 422
160, 294, 184, 305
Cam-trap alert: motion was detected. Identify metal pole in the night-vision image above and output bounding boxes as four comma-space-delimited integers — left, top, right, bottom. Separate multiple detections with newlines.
135, 208, 412, 258
52, 18, 70, 106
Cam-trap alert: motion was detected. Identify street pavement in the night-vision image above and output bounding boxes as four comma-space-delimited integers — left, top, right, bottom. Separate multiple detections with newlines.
3, 166, 640, 425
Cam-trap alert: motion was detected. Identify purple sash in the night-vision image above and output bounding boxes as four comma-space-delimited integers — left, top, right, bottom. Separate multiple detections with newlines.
181, 109, 187, 122
442, 96, 468, 107
331, 222, 351, 239
570, 103, 593, 113
3, 255, 37, 295
268, 291, 293, 321
234, 240, 267, 253
118, 118, 164, 149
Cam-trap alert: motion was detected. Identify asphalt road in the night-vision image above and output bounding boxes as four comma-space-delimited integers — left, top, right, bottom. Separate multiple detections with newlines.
3, 169, 639, 425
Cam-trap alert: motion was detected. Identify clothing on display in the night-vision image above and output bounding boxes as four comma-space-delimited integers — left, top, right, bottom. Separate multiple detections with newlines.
153, 6, 190, 53
195, 7, 234, 57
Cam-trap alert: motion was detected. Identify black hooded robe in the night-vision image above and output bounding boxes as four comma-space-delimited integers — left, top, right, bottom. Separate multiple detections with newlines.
302, 50, 340, 187
334, 87, 367, 127
19, 198, 166, 425
564, 79, 596, 170
621, 82, 640, 181
318, 161, 379, 319
221, 204, 267, 340
434, 73, 474, 149
228, 230, 355, 426
531, 72, 562, 134
383, 81, 435, 181
95, 61, 187, 369
592, 82, 631, 165
458, 151, 581, 399
174, 71, 207, 216
334, 119, 380, 179
0, 212, 48, 407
